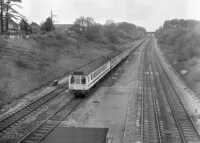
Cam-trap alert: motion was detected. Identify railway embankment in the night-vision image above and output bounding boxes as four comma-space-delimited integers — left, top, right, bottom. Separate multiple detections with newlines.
0, 30, 145, 121
0, 32, 113, 114
155, 19, 200, 95
153, 37, 200, 134
0, 18, 147, 116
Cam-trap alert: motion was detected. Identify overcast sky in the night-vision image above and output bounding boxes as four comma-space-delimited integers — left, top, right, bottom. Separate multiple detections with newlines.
18, 0, 200, 31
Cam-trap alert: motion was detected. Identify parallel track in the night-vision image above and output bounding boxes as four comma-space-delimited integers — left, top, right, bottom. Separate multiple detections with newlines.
149, 39, 181, 142
0, 38, 146, 142
0, 40, 127, 137
151, 37, 200, 142
16, 40, 146, 143
17, 98, 82, 143
140, 40, 162, 143
0, 83, 68, 137
0, 46, 121, 137
140, 36, 200, 142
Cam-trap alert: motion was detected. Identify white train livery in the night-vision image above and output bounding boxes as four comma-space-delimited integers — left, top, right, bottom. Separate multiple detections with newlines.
68, 39, 145, 97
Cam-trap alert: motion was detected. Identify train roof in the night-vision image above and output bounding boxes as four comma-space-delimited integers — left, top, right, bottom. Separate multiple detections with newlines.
72, 71, 84, 75
72, 51, 121, 76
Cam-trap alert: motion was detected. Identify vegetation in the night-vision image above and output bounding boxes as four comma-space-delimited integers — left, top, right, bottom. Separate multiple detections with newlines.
155, 19, 200, 62
40, 17, 55, 32
0, 31, 113, 108
156, 19, 200, 93
70, 16, 146, 44
0, 13, 147, 109
19, 18, 32, 34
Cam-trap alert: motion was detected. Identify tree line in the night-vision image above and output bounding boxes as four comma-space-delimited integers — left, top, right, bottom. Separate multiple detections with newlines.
0, 1, 146, 40
69, 16, 146, 44
155, 19, 200, 62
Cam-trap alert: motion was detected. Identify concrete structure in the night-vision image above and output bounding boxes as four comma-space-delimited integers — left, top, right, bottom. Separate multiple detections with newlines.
43, 127, 109, 143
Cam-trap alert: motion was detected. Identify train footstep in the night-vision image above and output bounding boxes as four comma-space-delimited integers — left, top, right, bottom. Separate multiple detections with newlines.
52, 80, 58, 86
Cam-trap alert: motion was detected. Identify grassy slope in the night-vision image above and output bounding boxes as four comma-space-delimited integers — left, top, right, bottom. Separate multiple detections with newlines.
0, 32, 113, 107
156, 20, 200, 93
161, 47, 200, 93
0, 22, 147, 109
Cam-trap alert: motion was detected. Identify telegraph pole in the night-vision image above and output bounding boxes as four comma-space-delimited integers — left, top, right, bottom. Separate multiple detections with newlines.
50, 10, 57, 31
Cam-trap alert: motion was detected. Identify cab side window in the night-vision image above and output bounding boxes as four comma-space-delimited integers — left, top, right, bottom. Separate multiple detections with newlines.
70, 76, 74, 84
81, 76, 86, 84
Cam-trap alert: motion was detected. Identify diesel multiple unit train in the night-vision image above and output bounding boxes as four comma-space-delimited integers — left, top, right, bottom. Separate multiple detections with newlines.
68, 39, 145, 97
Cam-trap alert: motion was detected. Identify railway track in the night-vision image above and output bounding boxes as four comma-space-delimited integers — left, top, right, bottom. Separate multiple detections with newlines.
0, 83, 68, 137
0, 48, 121, 138
15, 41, 146, 143
151, 37, 200, 142
140, 40, 162, 143
17, 98, 82, 143
149, 40, 182, 142
139, 36, 200, 142
0, 39, 145, 141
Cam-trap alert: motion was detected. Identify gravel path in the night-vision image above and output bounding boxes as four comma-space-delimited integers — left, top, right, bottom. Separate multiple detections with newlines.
122, 42, 145, 143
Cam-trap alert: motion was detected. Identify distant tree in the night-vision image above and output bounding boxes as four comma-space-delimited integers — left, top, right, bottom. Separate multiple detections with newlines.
136, 26, 147, 38
40, 17, 54, 32
104, 20, 116, 31
105, 19, 115, 25
85, 24, 101, 41
71, 16, 95, 33
85, 17, 95, 28
73, 16, 86, 33
70, 17, 147, 44
103, 20, 119, 43
30, 22, 40, 34
155, 19, 200, 62
70, 17, 108, 42
20, 19, 32, 34
117, 22, 137, 35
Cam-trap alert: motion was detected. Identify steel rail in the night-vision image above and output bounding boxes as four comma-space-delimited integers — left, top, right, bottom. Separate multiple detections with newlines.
140, 43, 144, 143
0, 82, 68, 136
151, 37, 200, 142
140, 40, 162, 142
17, 98, 82, 143
148, 61, 162, 143
19, 39, 146, 143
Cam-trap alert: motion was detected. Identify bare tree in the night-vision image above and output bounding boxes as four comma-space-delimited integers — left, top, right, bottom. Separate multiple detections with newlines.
72, 16, 95, 33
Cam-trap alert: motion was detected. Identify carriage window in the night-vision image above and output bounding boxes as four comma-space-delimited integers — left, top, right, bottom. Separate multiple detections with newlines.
81, 77, 86, 84
92, 74, 95, 79
70, 76, 74, 84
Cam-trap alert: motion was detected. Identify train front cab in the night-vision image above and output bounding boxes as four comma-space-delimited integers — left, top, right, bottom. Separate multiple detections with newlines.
69, 71, 88, 97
